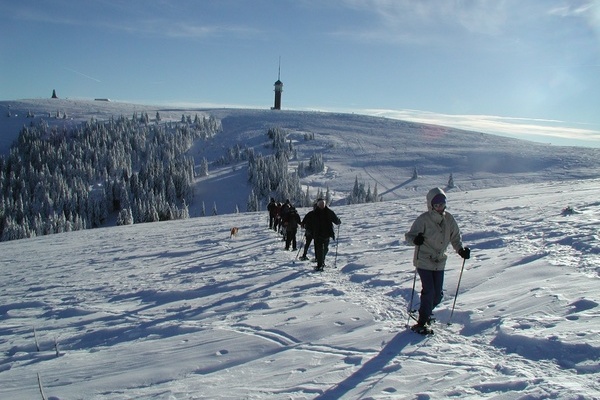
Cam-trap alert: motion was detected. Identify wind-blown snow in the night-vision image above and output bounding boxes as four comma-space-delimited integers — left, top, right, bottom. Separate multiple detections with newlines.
0, 99, 599, 399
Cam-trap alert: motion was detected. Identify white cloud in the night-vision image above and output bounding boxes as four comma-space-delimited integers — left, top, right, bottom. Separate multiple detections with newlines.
358, 108, 600, 144
336, 0, 514, 43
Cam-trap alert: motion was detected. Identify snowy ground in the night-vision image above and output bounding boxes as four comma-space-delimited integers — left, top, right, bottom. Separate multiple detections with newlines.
0, 99, 599, 399
1, 178, 599, 399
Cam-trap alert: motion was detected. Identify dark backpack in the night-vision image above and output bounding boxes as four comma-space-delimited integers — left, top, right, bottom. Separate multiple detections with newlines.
287, 210, 299, 230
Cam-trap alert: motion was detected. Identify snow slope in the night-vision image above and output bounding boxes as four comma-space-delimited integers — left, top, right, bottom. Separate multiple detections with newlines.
2, 99, 600, 217
0, 99, 599, 399
0, 178, 598, 399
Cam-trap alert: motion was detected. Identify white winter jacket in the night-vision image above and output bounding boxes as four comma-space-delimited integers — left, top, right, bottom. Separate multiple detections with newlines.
405, 188, 463, 271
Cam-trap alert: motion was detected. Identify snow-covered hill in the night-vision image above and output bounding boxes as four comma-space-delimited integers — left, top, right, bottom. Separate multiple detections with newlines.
0, 99, 599, 399
1, 178, 598, 399
2, 99, 600, 219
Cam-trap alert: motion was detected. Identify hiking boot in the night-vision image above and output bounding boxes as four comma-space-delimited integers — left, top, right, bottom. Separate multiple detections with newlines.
299, 256, 308, 261
411, 323, 433, 335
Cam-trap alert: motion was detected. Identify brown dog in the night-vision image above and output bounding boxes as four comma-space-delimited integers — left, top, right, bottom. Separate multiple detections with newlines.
230, 227, 239, 239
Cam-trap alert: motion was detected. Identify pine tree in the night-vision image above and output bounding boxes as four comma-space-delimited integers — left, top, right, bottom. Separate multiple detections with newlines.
304, 186, 311, 207
180, 200, 189, 219
247, 190, 259, 212
198, 157, 209, 177
448, 173, 455, 189
117, 208, 133, 225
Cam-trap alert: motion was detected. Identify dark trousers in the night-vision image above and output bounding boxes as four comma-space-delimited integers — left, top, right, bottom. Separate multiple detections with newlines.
285, 229, 297, 250
314, 237, 330, 268
302, 234, 313, 257
417, 268, 444, 325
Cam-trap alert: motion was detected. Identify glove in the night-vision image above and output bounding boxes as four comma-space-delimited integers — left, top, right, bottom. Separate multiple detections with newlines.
458, 247, 471, 259
413, 233, 425, 246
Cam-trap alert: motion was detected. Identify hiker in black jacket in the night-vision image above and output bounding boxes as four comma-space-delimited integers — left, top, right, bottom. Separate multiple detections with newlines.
267, 198, 277, 230
299, 203, 317, 261
284, 206, 301, 251
305, 198, 340, 271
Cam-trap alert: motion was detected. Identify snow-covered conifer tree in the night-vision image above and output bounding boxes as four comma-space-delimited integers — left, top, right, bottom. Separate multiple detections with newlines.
304, 186, 311, 207
198, 157, 209, 177
448, 173, 455, 188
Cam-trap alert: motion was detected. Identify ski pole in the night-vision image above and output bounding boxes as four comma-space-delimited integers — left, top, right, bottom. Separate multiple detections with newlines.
333, 224, 340, 268
448, 257, 467, 324
406, 245, 420, 328
406, 269, 417, 328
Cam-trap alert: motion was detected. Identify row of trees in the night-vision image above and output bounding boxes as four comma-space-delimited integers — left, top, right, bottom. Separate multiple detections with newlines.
246, 127, 383, 210
0, 113, 221, 241
246, 128, 303, 210
347, 176, 381, 204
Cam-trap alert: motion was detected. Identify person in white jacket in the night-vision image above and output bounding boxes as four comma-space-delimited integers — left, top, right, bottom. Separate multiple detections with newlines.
405, 187, 470, 334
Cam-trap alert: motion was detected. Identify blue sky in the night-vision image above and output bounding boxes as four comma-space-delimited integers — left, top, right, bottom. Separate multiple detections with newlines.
2, 0, 599, 147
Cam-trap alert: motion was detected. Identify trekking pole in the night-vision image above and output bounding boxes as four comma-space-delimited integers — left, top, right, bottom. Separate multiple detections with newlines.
406, 269, 417, 328
333, 224, 340, 268
406, 245, 420, 328
448, 257, 467, 325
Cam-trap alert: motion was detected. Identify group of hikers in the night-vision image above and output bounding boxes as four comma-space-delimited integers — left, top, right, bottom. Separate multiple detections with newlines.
267, 197, 341, 272
267, 187, 471, 335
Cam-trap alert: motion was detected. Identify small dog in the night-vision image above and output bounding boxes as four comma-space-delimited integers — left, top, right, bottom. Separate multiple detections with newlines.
230, 227, 239, 239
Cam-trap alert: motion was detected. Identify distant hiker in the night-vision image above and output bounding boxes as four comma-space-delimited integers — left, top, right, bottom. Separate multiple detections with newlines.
280, 200, 291, 223
279, 200, 292, 241
274, 202, 283, 232
405, 187, 470, 335
284, 206, 301, 251
267, 198, 277, 230
299, 202, 317, 261
307, 198, 341, 271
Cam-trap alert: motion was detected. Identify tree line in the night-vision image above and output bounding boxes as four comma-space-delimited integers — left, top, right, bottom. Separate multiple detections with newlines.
0, 113, 221, 241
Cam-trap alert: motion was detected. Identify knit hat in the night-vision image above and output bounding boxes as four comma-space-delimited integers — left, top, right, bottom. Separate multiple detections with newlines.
431, 193, 446, 207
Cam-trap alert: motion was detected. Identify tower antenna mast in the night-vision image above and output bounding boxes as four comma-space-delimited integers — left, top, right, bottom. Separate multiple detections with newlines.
278, 56, 281, 80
